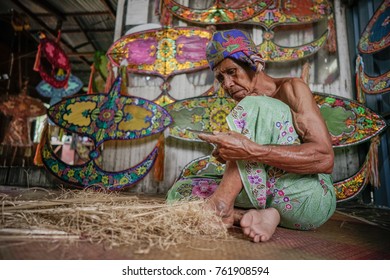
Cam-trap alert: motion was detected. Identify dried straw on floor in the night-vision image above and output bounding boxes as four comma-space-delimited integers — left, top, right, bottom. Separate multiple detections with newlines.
0, 188, 229, 252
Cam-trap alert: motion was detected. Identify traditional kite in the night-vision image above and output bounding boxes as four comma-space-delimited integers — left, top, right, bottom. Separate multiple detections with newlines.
0, 81, 46, 147
160, 0, 272, 25
41, 77, 172, 190
160, 0, 334, 62
107, 26, 212, 106
167, 92, 387, 202
36, 74, 83, 106
33, 33, 71, 88
358, 0, 390, 54
356, 0, 390, 102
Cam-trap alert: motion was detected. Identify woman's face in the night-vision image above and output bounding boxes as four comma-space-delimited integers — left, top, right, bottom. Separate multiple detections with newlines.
214, 58, 255, 101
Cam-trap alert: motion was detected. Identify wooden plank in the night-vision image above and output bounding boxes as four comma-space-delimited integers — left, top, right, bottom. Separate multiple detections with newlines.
0, 167, 9, 185
6, 167, 27, 186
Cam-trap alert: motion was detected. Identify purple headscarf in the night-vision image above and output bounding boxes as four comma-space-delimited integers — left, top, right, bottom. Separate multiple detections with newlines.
206, 29, 265, 71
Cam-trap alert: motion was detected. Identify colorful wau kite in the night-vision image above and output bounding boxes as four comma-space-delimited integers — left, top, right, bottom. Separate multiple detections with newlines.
313, 92, 386, 147
167, 93, 387, 147
161, 0, 272, 25
355, 55, 390, 103
355, 0, 390, 103
167, 92, 387, 202
165, 95, 237, 141
257, 30, 329, 62
36, 74, 83, 106
247, 0, 332, 29
107, 26, 212, 106
0, 82, 46, 147
358, 0, 390, 54
248, 0, 334, 62
107, 27, 211, 78
41, 77, 172, 190
33, 33, 71, 88
160, 0, 334, 62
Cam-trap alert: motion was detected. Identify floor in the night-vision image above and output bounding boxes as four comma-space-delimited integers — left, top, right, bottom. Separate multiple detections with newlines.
336, 200, 390, 231
0, 186, 390, 260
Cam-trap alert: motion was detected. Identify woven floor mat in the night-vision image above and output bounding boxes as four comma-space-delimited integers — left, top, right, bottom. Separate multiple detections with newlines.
1, 211, 389, 260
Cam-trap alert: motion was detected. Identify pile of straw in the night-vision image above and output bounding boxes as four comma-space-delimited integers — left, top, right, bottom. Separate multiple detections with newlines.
0, 188, 229, 253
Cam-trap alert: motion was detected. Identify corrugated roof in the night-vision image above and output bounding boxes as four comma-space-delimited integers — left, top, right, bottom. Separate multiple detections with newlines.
0, 0, 118, 98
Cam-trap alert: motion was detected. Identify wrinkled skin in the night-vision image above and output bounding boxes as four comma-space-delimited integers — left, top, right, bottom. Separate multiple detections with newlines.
199, 58, 334, 242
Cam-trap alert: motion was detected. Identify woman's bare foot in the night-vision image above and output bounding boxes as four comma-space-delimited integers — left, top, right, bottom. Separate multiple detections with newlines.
240, 208, 280, 242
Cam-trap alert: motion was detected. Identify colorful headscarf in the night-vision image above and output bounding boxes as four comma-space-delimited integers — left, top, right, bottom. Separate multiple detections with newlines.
206, 29, 265, 71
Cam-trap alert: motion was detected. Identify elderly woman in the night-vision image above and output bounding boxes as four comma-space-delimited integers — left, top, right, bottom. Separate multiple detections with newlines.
167, 29, 336, 242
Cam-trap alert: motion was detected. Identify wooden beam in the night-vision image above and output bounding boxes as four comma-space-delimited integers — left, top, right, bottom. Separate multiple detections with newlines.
73, 42, 93, 50
31, 0, 66, 22
99, 0, 116, 20
57, 28, 114, 33
35, 11, 113, 17
17, 52, 95, 58
30, 28, 113, 34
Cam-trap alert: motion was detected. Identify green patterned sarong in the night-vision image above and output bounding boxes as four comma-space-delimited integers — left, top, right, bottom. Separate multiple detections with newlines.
167, 96, 336, 230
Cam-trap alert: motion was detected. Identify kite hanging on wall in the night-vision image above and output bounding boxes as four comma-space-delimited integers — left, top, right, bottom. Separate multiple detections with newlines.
355, 0, 390, 103
33, 32, 71, 88
0, 81, 46, 147
36, 74, 83, 106
168, 92, 387, 202
247, 0, 334, 62
160, 0, 272, 25
355, 55, 390, 103
40, 77, 172, 190
167, 93, 386, 146
165, 95, 237, 141
160, 0, 334, 62
247, 0, 331, 29
358, 0, 390, 54
107, 26, 212, 106
313, 93, 386, 147
256, 30, 329, 63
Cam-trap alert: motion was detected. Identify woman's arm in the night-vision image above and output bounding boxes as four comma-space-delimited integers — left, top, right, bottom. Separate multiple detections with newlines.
199, 79, 334, 174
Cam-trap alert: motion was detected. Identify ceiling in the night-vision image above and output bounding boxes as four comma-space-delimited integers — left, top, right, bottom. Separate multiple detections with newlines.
0, 0, 118, 99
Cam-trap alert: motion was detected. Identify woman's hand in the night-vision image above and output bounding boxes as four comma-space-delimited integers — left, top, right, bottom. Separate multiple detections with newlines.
198, 131, 253, 162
